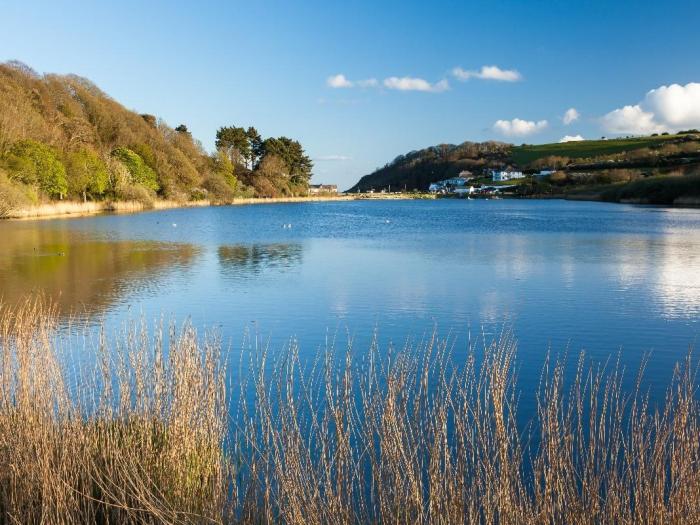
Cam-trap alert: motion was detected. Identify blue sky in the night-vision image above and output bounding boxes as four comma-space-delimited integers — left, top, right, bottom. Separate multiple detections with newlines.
2, 0, 699, 189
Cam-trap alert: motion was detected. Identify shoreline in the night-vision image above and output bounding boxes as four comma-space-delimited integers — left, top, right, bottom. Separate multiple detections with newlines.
7, 191, 696, 222
2, 193, 431, 221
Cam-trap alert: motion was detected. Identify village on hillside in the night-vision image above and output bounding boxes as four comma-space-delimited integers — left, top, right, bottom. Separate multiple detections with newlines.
426, 168, 553, 197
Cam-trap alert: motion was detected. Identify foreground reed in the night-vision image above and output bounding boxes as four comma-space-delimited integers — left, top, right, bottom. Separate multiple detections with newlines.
0, 299, 698, 523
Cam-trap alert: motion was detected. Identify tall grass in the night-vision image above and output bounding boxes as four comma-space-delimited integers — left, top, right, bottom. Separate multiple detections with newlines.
1, 299, 698, 523
0, 298, 228, 523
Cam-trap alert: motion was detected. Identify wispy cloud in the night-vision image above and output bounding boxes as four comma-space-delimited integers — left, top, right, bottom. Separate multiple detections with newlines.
326, 74, 377, 89
452, 65, 522, 82
493, 118, 548, 136
356, 78, 378, 88
315, 155, 352, 161
383, 76, 449, 93
563, 108, 580, 125
326, 73, 448, 93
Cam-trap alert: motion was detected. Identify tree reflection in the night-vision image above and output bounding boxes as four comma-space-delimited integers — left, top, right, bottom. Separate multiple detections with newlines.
0, 225, 198, 317
217, 243, 302, 278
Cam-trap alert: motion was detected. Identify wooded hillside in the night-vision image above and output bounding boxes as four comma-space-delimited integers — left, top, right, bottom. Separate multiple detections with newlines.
0, 60, 313, 213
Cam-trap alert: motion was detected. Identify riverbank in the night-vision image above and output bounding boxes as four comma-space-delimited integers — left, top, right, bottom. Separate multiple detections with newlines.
2, 193, 434, 221
523, 173, 700, 207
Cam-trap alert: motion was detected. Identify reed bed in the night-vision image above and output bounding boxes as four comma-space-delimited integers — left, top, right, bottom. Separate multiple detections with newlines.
0, 298, 698, 524
0, 299, 228, 523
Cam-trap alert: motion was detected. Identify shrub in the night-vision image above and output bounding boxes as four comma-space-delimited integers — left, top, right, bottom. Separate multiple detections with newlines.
115, 183, 155, 207
4, 139, 68, 198
602, 173, 700, 204
203, 173, 235, 203
0, 171, 36, 217
111, 147, 160, 192
65, 149, 109, 201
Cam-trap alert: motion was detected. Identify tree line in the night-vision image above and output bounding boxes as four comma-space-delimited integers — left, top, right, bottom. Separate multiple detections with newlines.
0, 60, 313, 211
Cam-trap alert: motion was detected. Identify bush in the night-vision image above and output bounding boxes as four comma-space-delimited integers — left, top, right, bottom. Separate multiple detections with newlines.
115, 183, 155, 207
549, 170, 569, 185
602, 173, 700, 204
4, 139, 68, 198
111, 147, 160, 192
202, 173, 235, 203
65, 149, 109, 201
0, 171, 36, 217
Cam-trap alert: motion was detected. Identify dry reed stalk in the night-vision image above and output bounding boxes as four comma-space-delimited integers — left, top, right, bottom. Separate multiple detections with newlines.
0, 297, 229, 524
0, 298, 698, 524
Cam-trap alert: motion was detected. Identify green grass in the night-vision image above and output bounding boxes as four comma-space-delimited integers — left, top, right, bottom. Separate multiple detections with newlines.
511, 135, 679, 166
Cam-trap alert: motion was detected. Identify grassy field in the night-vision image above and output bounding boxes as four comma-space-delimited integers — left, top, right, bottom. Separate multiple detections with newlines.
511, 135, 679, 165
2, 298, 700, 523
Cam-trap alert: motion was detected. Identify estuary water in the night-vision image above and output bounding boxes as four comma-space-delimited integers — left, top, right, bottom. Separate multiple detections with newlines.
1, 199, 699, 396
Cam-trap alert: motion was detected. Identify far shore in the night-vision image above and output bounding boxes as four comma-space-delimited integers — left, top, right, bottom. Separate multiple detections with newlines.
2, 193, 435, 221
5, 190, 699, 222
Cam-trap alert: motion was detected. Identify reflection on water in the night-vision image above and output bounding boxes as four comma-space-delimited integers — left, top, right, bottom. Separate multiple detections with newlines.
218, 243, 302, 278
0, 225, 198, 317
0, 200, 697, 393
655, 234, 700, 319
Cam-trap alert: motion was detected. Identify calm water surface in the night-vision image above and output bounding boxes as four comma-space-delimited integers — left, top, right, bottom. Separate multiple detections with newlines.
1, 199, 699, 397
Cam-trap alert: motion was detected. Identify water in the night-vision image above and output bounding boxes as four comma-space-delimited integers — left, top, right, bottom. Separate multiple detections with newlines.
1, 199, 699, 398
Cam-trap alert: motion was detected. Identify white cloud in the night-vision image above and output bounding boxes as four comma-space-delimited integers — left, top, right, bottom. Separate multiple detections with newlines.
563, 108, 580, 125
559, 134, 585, 143
601, 82, 700, 134
493, 118, 548, 137
326, 74, 377, 89
645, 83, 700, 128
601, 104, 664, 134
452, 65, 522, 82
383, 76, 449, 93
327, 74, 353, 88
315, 155, 351, 161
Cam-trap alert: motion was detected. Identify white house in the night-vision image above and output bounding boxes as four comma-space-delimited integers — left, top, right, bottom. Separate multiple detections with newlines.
491, 169, 525, 182
453, 186, 475, 196
308, 184, 338, 194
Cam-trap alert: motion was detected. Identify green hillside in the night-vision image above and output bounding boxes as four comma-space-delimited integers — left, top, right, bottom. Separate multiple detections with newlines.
350, 133, 700, 193
511, 135, 681, 165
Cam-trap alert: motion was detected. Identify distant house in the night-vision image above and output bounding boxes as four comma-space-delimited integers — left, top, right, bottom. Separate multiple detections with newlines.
491, 169, 525, 182
535, 170, 555, 177
429, 177, 467, 193
458, 170, 474, 180
308, 184, 338, 195
453, 186, 475, 196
